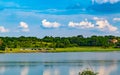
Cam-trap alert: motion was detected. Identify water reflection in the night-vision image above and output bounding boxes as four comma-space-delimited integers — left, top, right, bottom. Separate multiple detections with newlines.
43, 68, 60, 75
69, 68, 80, 75
0, 66, 5, 74
0, 52, 120, 75
21, 66, 29, 75
43, 69, 51, 75
97, 60, 117, 75
0, 60, 119, 75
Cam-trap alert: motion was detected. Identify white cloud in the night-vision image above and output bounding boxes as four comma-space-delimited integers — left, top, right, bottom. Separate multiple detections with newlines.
94, 17, 118, 32
20, 22, 28, 29
113, 18, 120, 21
68, 19, 94, 28
0, 26, 9, 32
96, 20, 117, 31
93, 0, 119, 4
42, 19, 60, 28
69, 17, 118, 32
19, 22, 29, 32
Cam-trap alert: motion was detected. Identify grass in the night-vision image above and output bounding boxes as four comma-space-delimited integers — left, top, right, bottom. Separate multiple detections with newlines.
1, 47, 120, 53
47, 47, 120, 52
0, 51, 4, 53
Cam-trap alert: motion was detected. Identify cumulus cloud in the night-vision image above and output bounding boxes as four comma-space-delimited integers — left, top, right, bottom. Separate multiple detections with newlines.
0, 26, 9, 32
113, 18, 120, 21
92, 0, 119, 4
90, 1, 120, 13
68, 19, 94, 28
94, 17, 118, 32
19, 22, 29, 32
20, 22, 28, 29
68, 17, 118, 32
96, 20, 117, 31
42, 19, 60, 28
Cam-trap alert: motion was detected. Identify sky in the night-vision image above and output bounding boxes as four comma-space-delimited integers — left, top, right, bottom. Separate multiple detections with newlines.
0, 0, 120, 37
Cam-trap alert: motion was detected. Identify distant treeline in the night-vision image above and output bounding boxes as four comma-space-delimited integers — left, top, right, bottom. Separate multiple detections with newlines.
0, 35, 120, 50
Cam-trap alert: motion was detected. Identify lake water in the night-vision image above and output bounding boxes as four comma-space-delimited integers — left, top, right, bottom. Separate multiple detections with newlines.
0, 52, 120, 75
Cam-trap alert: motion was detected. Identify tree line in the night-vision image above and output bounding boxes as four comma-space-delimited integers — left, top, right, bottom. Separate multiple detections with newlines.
0, 35, 120, 50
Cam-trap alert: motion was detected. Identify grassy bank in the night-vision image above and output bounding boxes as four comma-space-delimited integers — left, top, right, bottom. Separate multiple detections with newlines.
1, 47, 120, 53
47, 47, 120, 52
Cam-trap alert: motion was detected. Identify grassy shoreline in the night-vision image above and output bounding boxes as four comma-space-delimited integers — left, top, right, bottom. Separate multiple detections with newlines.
0, 47, 120, 53
47, 47, 120, 52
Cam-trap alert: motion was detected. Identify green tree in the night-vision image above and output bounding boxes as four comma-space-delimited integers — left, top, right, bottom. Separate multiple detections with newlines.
79, 69, 98, 75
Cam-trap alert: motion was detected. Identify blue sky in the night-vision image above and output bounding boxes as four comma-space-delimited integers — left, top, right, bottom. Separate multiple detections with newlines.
0, 0, 120, 37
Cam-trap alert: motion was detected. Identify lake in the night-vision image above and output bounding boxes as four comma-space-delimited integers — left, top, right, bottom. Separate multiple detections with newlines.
0, 52, 120, 75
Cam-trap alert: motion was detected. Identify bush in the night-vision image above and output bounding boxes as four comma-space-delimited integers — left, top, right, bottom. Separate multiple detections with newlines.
0, 45, 5, 50
79, 69, 98, 75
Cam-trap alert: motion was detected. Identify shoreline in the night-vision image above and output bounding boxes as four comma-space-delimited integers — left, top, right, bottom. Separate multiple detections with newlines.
0, 47, 120, 53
